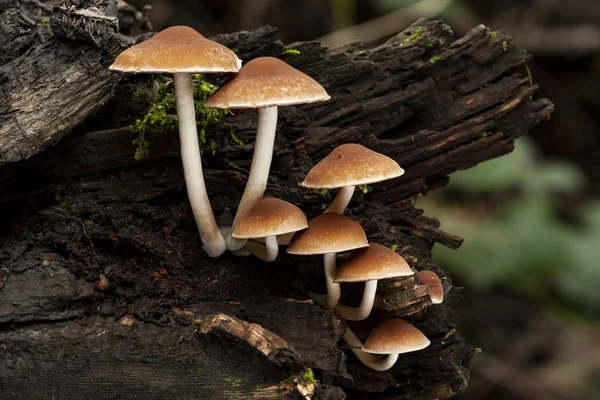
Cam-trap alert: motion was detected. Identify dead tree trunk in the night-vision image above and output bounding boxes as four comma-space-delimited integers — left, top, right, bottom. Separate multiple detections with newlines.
0, 0, 553, 399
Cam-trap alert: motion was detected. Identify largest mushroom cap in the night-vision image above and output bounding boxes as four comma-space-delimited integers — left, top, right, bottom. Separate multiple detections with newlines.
334, 243, 413, 283
362, 319, 430, 355
204, 57, 331, 109
109, 26, 241, 73
302, 144, 404, 189
232, 198, 308, 239
287, 213, 368, 255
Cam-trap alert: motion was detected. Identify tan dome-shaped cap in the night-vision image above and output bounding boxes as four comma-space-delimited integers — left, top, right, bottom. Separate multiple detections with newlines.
416, 270, 444, 304
109, 26, 241, 74
204, 57, 330, 109
232, 198, 308, 239
334, 243, 413, 283
302, 144, 404, 189
287, 213, 368, 255
362, 319, 430, 355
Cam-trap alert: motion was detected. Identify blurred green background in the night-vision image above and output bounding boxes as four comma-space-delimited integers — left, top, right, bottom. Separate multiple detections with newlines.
120, 0, 600, 398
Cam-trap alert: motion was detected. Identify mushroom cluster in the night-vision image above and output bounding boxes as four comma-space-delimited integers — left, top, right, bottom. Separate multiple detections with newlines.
109, 25, 445, 372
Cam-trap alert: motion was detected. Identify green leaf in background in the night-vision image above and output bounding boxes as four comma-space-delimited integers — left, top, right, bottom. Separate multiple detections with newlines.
421, 137, 599, 314
449, 137, 585, 194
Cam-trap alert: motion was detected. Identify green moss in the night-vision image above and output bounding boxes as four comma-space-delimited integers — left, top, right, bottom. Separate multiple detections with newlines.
390, 244, 398, 251
281, 48, 301, 56
229, 130, 245, 146
400, 28, 422, 46
502, 41, 508, 51
40, 18, 49, 24
480, 131, 492, 138
302, 368, 317, 386
410, 256, 418, 264
58, 200, 69, 210
224, 376, 243, 388
84, 220, 94, 226
231, 47, 239, 53
425, 43, 433, 48
429, 55, 442, 64
356, 185, 368, 194
132, 88, 146, 97
282, 368, 317, 386
130, 75, 230, 160
312, 188, 329, 196
488, 31, 498, 44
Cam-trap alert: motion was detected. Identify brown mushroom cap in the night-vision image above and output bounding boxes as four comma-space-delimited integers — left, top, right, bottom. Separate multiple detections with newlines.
109, 26, 241, 74
287, 213, 368, 255
416, 270, 444, 304
232, 198, 308, 239
302, 144, 404, 189
204, 56, 330, 109
334, 243, 413, 283
362, 319, 430, 355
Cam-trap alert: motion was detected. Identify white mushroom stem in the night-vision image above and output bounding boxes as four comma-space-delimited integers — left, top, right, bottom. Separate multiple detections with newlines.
308, 252, 342, 308
173, 72, 226, 258
243, 236, 279, 262
342, 326, 399, 371
227, 106, 278, 251
325, 185, 355, 214
309, 252, 341, 308
334, 280, 378, 321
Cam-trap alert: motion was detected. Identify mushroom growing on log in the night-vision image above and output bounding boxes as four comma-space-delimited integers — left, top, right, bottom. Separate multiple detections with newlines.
109, 26, 241, 258
0, 1, 554, 398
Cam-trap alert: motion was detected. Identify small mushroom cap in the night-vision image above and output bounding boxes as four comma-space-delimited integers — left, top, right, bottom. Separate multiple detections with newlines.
232, 198, 308, 239
362, 319, 430, 355
334, 243, 413, 283
204, 56, 330, 109
287, 213, 368, 255
109, 26, 241, 74
302, 144, 404, 189
416, 270, 444, 304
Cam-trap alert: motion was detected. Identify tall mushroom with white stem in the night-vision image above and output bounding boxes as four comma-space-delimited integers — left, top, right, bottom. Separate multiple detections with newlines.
328, 243, 413, 321
231, 198, 307, 262
302, 144, 404, 214
287, 213, 368, 309
342, 318, 430, 371
205, 57, 330, 251
109, 26, 241, 258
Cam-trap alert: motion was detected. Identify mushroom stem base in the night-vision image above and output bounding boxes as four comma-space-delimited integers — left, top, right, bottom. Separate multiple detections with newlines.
243, 235, 279, 262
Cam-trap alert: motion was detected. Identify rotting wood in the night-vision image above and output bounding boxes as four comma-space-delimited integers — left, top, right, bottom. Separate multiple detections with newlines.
0, 0, 553, 398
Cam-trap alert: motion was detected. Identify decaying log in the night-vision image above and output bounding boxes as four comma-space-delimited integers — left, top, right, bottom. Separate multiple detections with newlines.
0, 0, 553, 398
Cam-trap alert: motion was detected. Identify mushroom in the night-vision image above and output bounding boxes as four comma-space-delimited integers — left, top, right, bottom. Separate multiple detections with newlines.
342, 318, 430, 371
205, 57, 330, 251
416, 270, 444, 304
109, 26, 241, 258
232, 198, 308, 262
287, 213, 368, 308
332, 243, 413, 321
302, 144, 405, 214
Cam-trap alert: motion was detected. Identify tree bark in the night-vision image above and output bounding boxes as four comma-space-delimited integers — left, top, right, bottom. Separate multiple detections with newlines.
0, 1, 553, 399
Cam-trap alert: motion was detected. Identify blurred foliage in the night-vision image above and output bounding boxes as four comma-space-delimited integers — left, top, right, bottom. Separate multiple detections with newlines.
421, 138, 600, 315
